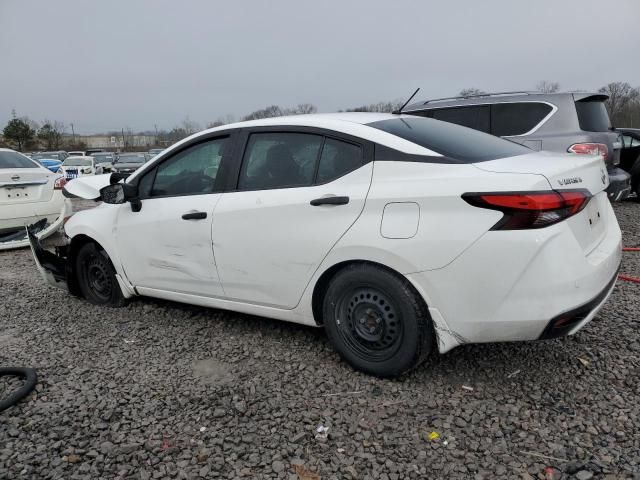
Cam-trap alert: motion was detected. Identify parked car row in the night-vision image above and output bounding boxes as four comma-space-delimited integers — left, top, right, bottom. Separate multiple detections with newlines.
404, 91, 637, 200
22, 150, 157, 179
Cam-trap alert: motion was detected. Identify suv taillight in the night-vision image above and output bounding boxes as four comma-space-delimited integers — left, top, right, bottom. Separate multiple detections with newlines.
54, 176, 67, 190
568, 143, 608, 162
463, 190, 591, 230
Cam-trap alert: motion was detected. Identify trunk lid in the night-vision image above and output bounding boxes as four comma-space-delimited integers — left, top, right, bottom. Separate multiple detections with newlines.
0, 168, 54, 205
473, 151, 608, 196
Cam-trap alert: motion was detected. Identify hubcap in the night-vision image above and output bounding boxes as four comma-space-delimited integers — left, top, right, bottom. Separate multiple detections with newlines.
86, 255, 111, 299
336, 287, 402, 361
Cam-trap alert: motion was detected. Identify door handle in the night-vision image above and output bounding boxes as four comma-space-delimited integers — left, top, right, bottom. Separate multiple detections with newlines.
310, 196, 350, 206
181, 211, 207, 220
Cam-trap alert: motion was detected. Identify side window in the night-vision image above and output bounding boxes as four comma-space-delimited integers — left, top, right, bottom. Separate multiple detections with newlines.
430, 106, 490, 133
491, 102, 553, 136
622, 135, 640, 148
317, 138, 363, 183
239, 132, 322, 190
140, 137, 228, 198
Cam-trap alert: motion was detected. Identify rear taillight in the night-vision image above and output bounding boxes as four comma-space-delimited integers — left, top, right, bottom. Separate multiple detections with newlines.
54, 176, 67, 190
568, 143, 608, 162
463, 190, 591, 230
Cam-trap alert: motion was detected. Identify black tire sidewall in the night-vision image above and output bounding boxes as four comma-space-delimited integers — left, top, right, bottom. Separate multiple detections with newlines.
323, 265, 433, 377
76, 243, 125, 307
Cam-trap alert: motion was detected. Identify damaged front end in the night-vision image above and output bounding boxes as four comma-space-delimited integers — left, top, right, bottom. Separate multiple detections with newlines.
27, 224, 72, 291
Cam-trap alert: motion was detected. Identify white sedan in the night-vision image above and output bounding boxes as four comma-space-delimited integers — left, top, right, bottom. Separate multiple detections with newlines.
61, 156, 99, 179
28, 113, 622, 376
0, 148, 71, 250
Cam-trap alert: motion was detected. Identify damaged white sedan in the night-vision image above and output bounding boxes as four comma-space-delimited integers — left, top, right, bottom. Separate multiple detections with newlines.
0, 148, 71, 250
28, 113, 622, 377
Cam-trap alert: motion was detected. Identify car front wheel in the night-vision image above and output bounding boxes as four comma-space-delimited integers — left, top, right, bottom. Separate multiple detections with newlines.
323, 264, 434, 377
75, 242, 126, 307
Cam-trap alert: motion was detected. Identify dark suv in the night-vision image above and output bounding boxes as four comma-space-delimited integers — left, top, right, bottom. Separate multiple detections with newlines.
404, 92, 631, 201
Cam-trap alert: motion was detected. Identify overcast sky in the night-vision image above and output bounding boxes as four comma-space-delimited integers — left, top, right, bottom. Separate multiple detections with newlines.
1, 0, 639, 134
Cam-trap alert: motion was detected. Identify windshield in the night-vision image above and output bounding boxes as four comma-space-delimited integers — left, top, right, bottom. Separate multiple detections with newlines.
93, 154, 114, 162
367, 116, 531, 162
0, 151, 39, 168
575, 99, 612, 132
63, 158, 92, 166
32, 153, 62, 161
116, 154, 146, 164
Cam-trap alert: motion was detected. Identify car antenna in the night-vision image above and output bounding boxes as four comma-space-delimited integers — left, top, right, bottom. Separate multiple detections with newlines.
392, 87, 420, 115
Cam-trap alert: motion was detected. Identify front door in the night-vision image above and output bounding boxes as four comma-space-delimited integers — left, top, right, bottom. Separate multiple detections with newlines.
116, 136, 231, 297
213, 130, 373, 308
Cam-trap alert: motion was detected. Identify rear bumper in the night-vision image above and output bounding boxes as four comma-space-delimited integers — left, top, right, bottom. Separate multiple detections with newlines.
539, 268, 619, 339
606, 166, 631, 201
0, 199, 71, 251
407, 196, 622, 352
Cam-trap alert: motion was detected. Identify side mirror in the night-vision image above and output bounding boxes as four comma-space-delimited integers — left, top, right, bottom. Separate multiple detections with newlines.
100, 184, 126, 204
99, 183, 142, 212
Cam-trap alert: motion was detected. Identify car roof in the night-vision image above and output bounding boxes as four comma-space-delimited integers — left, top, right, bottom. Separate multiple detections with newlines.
404, 91, 606, 112
170, 112, 441, 157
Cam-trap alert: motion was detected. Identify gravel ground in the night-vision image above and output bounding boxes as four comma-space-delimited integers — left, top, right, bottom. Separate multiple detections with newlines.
0, 200, 639, 480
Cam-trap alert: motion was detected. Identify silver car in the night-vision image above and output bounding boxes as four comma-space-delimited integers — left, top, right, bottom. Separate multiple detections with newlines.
404, 91, 631, 201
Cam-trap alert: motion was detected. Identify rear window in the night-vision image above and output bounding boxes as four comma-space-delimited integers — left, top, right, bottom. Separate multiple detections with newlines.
368, 117, 531, 163
491, 102, 553, 136
575, 100, 611, 132
0, 151, 39, 169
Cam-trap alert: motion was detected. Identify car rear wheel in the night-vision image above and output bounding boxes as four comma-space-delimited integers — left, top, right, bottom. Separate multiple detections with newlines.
323, 264, 434, 377
76, 242, 126, 307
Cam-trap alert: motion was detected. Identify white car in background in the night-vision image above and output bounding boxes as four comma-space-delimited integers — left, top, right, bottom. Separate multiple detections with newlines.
61, 156, 99, 179
0, 148, 71, 250
29, 113, 622, 377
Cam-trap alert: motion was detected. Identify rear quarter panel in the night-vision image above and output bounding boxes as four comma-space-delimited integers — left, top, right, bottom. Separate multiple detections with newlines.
314, 160, 553, 278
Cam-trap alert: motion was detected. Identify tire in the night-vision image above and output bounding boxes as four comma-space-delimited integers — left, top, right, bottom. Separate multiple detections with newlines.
75, 242, 126, 307
322, 263, 434, 377
0, 367, 37, 413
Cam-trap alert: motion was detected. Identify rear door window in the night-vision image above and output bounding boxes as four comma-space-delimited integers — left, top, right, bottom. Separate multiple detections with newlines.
429, 106, 490, 133
491, 103, 553, 136
316, 138, 363, 183
575, 99, 611, 132
0, 151, 38, 168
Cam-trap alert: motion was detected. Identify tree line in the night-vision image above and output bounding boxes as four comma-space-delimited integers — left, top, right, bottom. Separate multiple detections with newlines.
3, 81, 639, 152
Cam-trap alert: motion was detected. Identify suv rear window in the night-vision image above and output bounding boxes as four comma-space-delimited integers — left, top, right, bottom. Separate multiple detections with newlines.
492, 102, 553, 136
428, 106, 490, 133
0, 151, 38, 169
575, 99, 611, 132
368, 117, 531, 162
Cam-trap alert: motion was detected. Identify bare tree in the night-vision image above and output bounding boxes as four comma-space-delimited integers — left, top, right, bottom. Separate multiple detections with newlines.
287, 103, 317, 115
536, 80, 560, 93
598, 82, 640, 125
459, 88, 486, 97
242, 105, 285, 121
37, 120, 65, 150
181, 117, 201, 135
343, 100, 402, 113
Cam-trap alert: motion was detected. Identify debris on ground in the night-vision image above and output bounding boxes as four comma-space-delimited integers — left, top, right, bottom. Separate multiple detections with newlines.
293, 463, 321, 480
427, 431, 440, 441
314, 425, 329, 440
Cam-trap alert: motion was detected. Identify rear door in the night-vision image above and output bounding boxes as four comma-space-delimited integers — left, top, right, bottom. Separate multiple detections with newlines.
212, 128, 373, 308
574, 94, 621, 165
